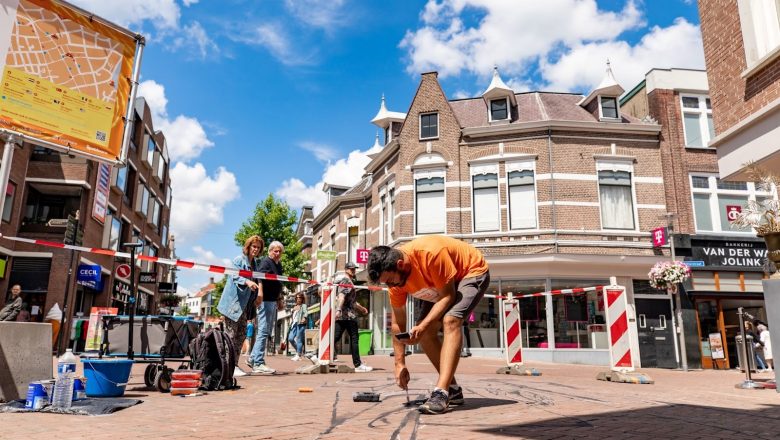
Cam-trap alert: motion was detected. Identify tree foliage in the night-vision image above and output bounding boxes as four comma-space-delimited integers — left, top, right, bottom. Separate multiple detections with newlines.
178, 304, 191, 316
235, 194, 307, 283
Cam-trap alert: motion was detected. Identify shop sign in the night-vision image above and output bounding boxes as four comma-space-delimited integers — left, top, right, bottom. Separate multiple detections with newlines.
113, 279, 131, 301
651, 227, 667, 248
158, 282, 177, 293
356, 248, 370, 264
139, 272, 156, 284
77, 264, 103, 290
115, 264, 131, 279
725, 205, 742, 222
690, 239, 767, 270
317, 250, 337, 261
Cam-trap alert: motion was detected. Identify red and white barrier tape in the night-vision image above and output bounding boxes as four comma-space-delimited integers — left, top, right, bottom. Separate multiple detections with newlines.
0, 235, 384, 291
484, 285, 604, 301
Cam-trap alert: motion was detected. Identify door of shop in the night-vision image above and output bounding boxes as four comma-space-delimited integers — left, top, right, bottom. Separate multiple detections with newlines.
635, 298, 677, 368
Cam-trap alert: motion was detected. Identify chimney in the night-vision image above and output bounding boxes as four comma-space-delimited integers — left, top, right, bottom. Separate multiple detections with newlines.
209, 277, 214, 284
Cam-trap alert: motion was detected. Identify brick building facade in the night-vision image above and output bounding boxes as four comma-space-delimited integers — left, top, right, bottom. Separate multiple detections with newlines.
311, 67, 670, 365
699, 0, 780, 179
0, 97, 173, 352
622, 68, 770, 370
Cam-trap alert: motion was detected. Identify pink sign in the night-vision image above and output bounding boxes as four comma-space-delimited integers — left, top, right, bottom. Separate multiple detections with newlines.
725, 205, 742, 222
356, 248, 370, 264
651, 227, 667, 248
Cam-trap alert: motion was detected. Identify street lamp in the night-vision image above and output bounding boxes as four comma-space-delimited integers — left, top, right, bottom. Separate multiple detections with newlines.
663, 212, 688, 372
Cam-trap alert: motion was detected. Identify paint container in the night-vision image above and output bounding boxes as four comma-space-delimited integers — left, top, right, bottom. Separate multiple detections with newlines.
73, 377, 87, 401
25, 382, 48, 410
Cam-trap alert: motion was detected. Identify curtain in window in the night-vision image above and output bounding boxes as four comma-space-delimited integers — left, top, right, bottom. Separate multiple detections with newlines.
416, 177, 445, 233
473, 173, 499, 231
599, 171, 634, 229
348, 226, 359, 264
750, 0, 780, 59
508, 170, 536, 229
693, 193, 713, 231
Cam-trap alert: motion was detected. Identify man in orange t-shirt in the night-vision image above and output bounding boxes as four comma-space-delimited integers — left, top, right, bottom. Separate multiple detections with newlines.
368, 235, 490, 414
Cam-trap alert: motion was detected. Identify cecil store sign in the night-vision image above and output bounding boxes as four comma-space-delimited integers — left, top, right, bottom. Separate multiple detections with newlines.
690, 239, 767, 271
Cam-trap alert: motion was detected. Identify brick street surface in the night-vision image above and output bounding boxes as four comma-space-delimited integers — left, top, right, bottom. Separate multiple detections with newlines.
2, 354, 780, 439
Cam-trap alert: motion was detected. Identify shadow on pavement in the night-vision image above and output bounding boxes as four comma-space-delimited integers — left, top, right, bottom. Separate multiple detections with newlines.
456, 397, 518, 411
473, 403, 780, 439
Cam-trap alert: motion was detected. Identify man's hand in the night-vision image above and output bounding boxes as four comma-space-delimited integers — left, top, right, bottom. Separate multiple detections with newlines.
408, 322, 428, 342
395, 364, 410, 390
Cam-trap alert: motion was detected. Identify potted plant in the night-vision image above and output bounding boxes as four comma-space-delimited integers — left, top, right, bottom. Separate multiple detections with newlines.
728, 164, 780, 276
648, 260, 691, 293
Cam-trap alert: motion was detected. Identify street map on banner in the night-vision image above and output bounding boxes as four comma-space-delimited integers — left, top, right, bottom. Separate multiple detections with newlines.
0, 0, 136, 162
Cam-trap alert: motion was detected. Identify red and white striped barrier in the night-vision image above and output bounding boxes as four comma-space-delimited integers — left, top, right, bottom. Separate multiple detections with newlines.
503, 299, 523, 367
318, 285, 334, 365
0, 235, 382, 291
603, 284, 633, 372
485, 285, 604, 301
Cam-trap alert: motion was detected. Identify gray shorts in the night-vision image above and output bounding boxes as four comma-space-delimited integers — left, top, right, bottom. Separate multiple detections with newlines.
416, 271, 490, 322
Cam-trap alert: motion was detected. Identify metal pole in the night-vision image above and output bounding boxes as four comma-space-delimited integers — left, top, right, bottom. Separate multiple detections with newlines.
736, 307, 763, 389
667, 214, 688, 372
117, 37, 145, 164
124, 242, 142, 359
0, 134, 17, 219
55, 248, 76, 356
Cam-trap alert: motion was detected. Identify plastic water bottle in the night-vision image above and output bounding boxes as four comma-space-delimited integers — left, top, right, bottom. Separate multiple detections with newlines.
51, 349, 77, 410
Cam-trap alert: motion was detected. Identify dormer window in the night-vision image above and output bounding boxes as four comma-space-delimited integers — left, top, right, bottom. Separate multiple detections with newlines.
384, 126, 390, 144
489, 98, 509, 121
599, 96, 619, 120
420, 113, 439, 139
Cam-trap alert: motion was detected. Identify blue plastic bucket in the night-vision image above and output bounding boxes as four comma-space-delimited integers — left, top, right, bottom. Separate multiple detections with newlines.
80, 359, 134, 397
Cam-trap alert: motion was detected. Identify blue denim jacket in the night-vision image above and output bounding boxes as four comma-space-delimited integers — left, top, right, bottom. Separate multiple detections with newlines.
216, 255, 259, 322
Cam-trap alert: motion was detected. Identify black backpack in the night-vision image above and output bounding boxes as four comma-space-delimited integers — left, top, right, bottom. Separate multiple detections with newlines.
188, 327, 237, 391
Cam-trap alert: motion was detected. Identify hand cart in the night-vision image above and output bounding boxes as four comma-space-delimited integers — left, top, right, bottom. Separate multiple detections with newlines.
97, 315, 203, 392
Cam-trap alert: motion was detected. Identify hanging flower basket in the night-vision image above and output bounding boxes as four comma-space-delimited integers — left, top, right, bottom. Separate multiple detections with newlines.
648, 261, 691, 291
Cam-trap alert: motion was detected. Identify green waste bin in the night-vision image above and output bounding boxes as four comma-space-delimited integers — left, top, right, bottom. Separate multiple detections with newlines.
358, 329, 373, 356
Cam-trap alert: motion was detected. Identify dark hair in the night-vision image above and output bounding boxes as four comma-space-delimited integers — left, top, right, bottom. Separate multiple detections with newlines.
367, 246, 403, 283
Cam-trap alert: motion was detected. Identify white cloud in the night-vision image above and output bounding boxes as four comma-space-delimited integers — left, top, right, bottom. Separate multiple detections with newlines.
232, 23, 316, 66
137, 80, 214, 162
191, 245, 232, 267
284, 0, 347, 29
183, 0, 199, 6
540, 18, 704, 92
71, 0, 181, 30
277, 142, 382, 215
171, 21, 219, 59
170, 162, 240, 244
399, 0, 703, 93
299, 141, 339, 162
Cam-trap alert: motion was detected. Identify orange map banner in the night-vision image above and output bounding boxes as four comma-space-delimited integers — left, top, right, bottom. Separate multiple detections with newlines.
0, 0, 136, 162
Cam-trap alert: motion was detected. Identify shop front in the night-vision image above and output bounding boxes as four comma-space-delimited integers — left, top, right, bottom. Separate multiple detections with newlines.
677, 236, 768, 369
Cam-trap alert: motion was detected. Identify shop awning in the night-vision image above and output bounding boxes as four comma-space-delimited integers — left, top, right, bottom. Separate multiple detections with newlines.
686, 290, 764, 299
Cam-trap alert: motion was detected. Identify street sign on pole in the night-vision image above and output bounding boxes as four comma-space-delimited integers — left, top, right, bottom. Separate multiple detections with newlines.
116, 264, 131, 279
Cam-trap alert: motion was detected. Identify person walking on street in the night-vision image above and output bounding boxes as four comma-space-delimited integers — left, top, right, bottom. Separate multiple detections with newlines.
757, 323, 773, 371
745, 321, 768, 371
217, 236, 264, 377
334, 262, 372, 372
288, 293, 308, 361
250, 241, 286, 374
0, 284, 23, 321
368, 235, 490, 415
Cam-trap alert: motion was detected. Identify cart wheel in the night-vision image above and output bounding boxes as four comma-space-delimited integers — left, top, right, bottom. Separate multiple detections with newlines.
144, 364, 157, 387
154, 368, 172, 393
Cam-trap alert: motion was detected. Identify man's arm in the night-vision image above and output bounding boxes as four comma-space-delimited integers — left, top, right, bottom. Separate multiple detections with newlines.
409, 280, 456, 339
391, 304, 411, 389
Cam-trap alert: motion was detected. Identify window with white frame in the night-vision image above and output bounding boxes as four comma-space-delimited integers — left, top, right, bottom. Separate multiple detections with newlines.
599, 96, 619, 119
691, 174, 775, 233
737, 0, 780, 69
507, 161, 537, 229
681, 95, 715, 148
489, 98, 509, 121
472, 164, 500, 232
379, 193, 387, 245
420, 113, 439, 139
388, 187, 395, 239
145, 135, 156, 167
347, 225, 359, 265
597, 161, 636, 230
415, 171, 445, 234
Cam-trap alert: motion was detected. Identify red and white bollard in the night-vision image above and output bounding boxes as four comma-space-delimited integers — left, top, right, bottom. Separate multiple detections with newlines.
597, 277, 653, 384
318, 285, 334, 365
497, 293, 540, 376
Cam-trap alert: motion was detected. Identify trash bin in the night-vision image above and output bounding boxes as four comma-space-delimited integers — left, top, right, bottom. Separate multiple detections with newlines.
735, 334, 757, 372
358, 329, 373, 356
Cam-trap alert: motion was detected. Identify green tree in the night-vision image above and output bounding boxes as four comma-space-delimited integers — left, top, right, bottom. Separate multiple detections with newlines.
235, 194, 307, 282
210, 276, 227, 318
178, 304, 191, 316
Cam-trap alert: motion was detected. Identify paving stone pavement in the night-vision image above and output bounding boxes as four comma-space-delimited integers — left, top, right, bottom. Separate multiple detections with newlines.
2, 353, 779, 439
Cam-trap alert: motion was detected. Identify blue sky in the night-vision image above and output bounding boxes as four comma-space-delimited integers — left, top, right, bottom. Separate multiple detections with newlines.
70, 0, 704, 295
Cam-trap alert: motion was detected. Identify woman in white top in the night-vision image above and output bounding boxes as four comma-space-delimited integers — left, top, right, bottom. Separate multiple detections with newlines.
757, 324, 773, 371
